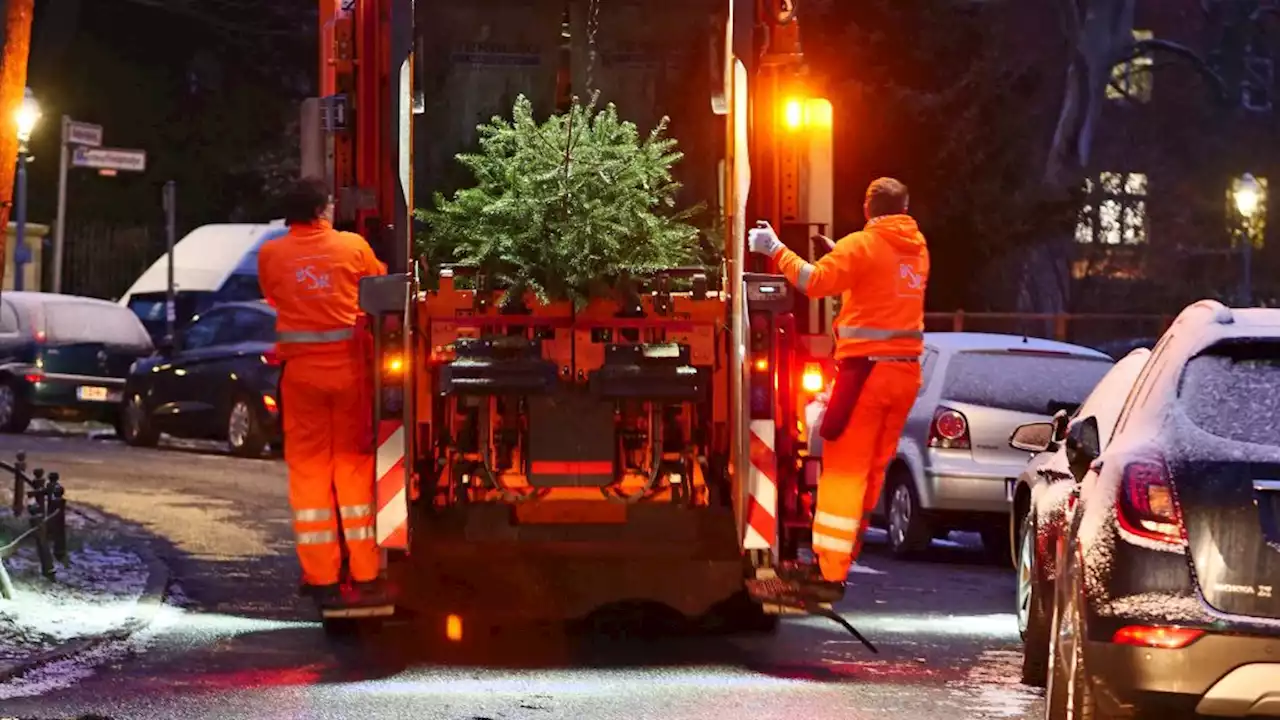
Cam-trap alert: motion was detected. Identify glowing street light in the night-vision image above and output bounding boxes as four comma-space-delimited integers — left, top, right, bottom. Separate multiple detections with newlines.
1234, 173, 1260, 218
13, 87, 39, 291
14, 87, 40, 147
1233, 173, 1262, 306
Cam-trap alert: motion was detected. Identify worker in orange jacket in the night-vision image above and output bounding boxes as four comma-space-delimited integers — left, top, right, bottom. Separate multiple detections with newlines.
749, 177, 929, 602
258, 177, 388, 608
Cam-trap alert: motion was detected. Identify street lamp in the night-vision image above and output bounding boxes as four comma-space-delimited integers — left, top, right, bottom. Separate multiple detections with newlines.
13, 88, 39, 292
1233, 173, 1262, 307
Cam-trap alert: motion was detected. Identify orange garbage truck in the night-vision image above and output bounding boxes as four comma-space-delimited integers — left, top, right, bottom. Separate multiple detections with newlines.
311, 0, 867, 646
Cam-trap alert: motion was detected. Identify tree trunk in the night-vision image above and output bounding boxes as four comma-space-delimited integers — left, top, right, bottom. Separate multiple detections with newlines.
0, 0, 35, 289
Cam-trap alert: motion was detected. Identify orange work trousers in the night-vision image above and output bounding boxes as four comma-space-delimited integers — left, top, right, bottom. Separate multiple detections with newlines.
813, 359, 921, 582
281, 352, 379, 586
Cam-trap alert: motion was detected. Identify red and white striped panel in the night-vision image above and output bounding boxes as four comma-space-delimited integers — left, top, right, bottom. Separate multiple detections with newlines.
743, 420, 778, 550
374, 419, 408, 549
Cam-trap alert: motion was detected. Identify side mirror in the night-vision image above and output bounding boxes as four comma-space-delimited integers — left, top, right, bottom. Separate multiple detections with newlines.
1051, 409, 1070, 442
1065, 415, 1102, 467
1010, 421, 1055, 453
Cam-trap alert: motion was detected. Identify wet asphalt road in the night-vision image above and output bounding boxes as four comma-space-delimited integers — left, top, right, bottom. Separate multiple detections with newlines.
0, 431, 1045, 720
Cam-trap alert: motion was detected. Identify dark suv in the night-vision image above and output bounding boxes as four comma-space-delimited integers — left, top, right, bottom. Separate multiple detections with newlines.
0, 292, 154, 433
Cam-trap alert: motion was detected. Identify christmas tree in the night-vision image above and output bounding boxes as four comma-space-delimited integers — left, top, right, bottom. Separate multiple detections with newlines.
418, 94, 702, 307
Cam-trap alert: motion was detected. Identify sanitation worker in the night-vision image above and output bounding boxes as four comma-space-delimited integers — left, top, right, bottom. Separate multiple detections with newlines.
258, 177, 388, 608
748, 177, 929, 603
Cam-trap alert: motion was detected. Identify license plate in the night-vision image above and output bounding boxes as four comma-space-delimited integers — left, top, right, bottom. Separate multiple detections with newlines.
1006, 479, 1016, 503
77, 386, 110, 402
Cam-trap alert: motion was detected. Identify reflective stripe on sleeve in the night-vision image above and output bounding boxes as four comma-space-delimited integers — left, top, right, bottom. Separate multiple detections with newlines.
296, 529, 337, 545
277, 327, 355, 344
814, 511, 859, 533
344, 525, 375, 541
339, 504, 375, 519
812, 532, 856, 554
835, 326, 923, 341
796, 263, 815, 293
294, 508, 332, 523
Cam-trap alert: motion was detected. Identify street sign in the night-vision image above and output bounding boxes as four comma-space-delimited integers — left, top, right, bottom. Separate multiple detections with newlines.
72, 146, 146, 172
64, 120, 103, 148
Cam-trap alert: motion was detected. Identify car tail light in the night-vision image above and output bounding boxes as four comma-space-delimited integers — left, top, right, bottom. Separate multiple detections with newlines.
1112, 625, 1204, 649
23, 371, 42, 383
262, 348, 282, 366
928, 407, 970, 449
262, 395, 279, 413
1117, 456, 1184, 544
800, 363, 824, 394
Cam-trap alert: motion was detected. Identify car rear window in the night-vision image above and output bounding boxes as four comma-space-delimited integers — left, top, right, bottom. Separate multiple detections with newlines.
45, 302, 152, 348
942, 350, 1114, 415
1178, 340, 1280, 446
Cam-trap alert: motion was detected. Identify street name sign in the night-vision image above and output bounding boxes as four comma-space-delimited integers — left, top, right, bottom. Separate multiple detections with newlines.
65, 120, 104, 148
72, 147, 147, 173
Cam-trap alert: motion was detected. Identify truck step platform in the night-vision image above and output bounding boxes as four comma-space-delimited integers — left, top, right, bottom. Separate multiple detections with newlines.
320, 604, 396, 619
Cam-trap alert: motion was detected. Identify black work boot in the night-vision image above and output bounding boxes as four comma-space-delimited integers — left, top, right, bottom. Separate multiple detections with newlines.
301, 583, 342, 608
346, 578, 392, 607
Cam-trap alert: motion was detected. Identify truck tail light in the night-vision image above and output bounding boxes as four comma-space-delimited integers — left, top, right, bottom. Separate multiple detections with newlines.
928, 407, 970, 449
1117, 456, 1184, 545
801, 363, 824, 394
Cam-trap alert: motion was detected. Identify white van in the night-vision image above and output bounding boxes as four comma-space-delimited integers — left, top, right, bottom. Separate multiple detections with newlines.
119, 222, 287, 342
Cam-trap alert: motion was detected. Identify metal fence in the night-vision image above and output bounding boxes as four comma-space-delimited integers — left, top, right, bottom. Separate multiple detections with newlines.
923, 312, 1173, 352
0, 451, 68, 600
61, 222, 164, 301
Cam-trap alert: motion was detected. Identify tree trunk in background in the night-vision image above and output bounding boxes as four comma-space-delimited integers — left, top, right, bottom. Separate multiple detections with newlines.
0, 0, 35, 289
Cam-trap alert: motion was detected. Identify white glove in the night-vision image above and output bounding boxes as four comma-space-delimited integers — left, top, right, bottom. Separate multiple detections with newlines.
748, 222, 784, 257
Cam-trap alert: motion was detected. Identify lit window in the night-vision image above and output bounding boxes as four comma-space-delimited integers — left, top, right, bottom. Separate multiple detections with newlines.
1077, 172, 1148, 245
1108, 30, 1154, 103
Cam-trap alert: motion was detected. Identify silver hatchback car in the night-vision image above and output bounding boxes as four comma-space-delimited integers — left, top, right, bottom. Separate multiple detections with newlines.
807, 332, 1114, 559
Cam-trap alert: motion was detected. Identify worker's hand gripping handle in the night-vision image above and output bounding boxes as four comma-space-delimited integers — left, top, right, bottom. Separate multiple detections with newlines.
748, 220, 784, 272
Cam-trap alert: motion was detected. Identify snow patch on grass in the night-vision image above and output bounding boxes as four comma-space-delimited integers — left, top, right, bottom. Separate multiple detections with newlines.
0, 542, 148, 668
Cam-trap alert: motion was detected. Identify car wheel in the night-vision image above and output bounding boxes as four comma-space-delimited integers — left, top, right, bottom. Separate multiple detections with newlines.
0, 378, 32, 434
886, 467, 932, 558
121, 393, 159, 447
1018, 508, 1050, 687
227, 396, 268, 458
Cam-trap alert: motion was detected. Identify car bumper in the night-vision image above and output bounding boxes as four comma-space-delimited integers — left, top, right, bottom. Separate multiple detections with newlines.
921, 468, 1017, 513
29, 375, 125, 418
1085, 633, 1280, 716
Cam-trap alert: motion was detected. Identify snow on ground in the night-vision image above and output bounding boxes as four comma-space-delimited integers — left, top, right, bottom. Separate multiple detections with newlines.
0, 532, 150, 672
946, 648, 1042, 718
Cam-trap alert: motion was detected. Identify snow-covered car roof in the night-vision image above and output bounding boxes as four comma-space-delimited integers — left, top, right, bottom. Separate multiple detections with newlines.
924, 331, 1111, 359
1174, 304, 1280, 350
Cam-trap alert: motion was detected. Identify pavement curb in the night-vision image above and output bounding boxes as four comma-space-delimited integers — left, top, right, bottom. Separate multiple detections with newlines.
0, 546, 170, 684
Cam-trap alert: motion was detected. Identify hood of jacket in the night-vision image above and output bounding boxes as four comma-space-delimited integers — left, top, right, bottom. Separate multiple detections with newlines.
865, 214, 927, 254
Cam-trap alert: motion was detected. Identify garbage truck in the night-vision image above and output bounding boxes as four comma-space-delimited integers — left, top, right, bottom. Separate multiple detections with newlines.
310, 0, 863, 644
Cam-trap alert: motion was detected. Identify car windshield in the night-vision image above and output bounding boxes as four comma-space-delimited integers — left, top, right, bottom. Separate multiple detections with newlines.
45, 301, 152, 348
1178, 340, 1280, 446
942, 349, 1114, 415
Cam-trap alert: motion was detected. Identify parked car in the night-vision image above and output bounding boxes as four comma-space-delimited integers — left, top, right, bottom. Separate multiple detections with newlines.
120, 301, 281, 457
1045, 300, 1280, 718
0, 292, 154, 433
806, 332, 1115, 559
1006, 347, 1151, 687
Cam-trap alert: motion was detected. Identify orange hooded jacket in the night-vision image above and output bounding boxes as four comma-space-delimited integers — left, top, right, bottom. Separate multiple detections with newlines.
769, 214, 929, 359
